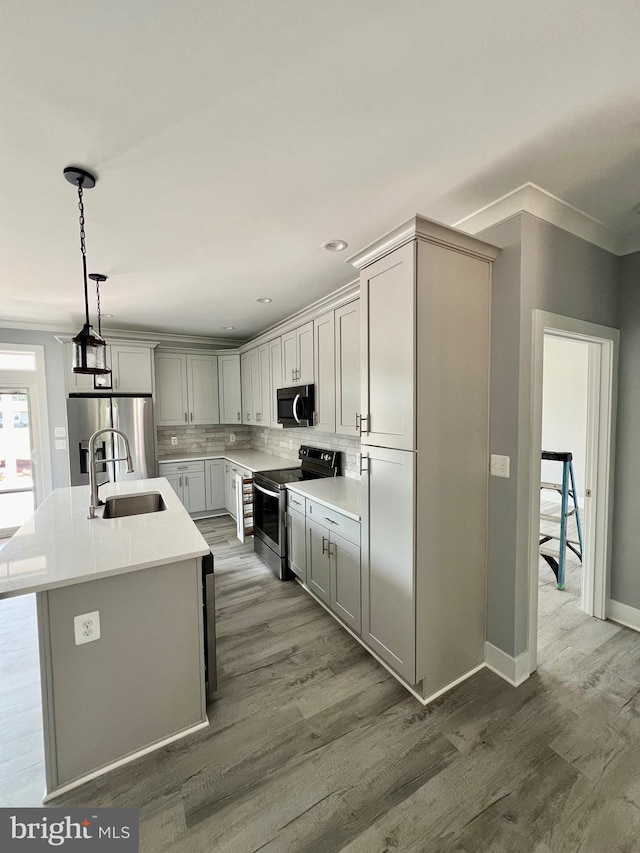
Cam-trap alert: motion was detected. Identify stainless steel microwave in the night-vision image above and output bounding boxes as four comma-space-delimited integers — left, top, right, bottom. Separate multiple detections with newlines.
276, 384, 315, 428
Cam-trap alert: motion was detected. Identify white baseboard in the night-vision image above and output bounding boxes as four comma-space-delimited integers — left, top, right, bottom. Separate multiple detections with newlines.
607, 598, 640, 632
43, 718, 209, 802
484, 641, 530, 687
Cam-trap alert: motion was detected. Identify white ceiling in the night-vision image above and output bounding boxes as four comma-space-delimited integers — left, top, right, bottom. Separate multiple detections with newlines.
2, 0, 640, 340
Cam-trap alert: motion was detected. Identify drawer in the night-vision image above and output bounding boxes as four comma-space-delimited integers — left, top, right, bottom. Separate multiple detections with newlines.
306, 499, 360, 546
159, 460, 204, 476
286, 492, 306, 515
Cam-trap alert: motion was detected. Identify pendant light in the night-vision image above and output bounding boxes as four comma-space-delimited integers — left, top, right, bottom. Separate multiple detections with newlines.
63, 166, 109, 375
89, 273, 112, 389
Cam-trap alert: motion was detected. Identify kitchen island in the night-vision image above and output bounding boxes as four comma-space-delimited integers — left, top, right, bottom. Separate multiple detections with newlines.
0, 477, 211, 801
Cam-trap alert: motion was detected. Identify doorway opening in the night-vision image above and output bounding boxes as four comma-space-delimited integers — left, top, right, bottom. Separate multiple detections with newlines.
0, 390, 35, 536
528, 312, 618, 674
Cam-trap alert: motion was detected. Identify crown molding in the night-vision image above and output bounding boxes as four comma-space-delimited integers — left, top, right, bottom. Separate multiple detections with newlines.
453, 182, 639, 257
238, 279, 360, 352
346, 214, 499, 271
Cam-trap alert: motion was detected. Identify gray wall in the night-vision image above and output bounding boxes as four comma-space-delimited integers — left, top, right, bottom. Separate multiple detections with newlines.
611, 252, 640, 607
481, 214, 620, 657
0, 327, 69, 489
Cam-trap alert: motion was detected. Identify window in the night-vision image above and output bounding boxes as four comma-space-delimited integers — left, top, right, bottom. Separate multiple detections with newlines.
0, 351, 36, 371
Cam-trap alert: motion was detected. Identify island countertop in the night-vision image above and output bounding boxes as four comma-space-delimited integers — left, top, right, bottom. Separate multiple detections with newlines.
157, 449, 300, 472
286, 476, 361, 520
0, 477, 210, 600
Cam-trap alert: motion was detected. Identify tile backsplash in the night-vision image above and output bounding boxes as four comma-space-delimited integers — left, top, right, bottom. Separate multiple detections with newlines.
156, 424, 251, 457
250, 427, 361, 477
157, 423, 361, 476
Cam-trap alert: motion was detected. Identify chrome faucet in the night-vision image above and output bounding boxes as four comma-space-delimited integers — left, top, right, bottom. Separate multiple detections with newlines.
88, 428, 134, 518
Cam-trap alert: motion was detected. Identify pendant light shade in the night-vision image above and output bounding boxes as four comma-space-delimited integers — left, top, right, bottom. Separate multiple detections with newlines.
63, 165, 110, 375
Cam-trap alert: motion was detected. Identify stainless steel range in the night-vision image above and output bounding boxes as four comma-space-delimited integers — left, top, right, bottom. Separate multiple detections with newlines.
253, 445, 339, 579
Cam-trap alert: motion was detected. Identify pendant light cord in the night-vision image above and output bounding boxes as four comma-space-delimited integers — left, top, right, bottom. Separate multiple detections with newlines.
96, 278, 102, 336
77, 179, 90, 326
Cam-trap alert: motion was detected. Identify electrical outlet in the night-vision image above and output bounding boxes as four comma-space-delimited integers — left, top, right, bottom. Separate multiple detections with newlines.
55, 438, 67, 450
74, 611, 101, 646
490, 454, 510, 478
229, 433, 236, 443
170, 436, 178, 446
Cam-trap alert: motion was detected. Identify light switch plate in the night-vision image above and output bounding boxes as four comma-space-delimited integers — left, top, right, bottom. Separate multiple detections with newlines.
74, 611, 101, 645
55, 439, 67, 450
490, 454, 510, 478
54, 426, 66, 438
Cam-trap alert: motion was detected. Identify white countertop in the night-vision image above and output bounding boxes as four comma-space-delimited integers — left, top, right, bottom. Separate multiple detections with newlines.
286, 477, 361, 521
157, 449, 300, 473
0, 478, 210, 600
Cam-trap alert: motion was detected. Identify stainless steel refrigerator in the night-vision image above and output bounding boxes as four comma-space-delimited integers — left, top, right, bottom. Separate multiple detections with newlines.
66, 395, 156, 487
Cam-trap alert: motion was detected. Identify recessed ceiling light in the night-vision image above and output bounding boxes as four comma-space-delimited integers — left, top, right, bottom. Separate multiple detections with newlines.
222, 325, 235, 330
255, 297, 273, 304
321, 239, 348, 252
102, 314, 114, 319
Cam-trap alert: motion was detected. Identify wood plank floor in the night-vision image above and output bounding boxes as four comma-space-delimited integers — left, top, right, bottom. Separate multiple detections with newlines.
3, 518, 640, 851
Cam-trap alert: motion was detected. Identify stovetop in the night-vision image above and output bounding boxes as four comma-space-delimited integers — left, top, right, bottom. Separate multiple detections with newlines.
254, 445, 340, 488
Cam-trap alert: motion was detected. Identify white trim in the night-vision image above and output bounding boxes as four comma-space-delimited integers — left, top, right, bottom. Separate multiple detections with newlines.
297, 579, 485, 705
607, 599, 640, 632
42, 718, 209, 802
528, 312, 618, 675
453, 182, 636, 257
484, 641, 530, 687
0, 343, 53, 508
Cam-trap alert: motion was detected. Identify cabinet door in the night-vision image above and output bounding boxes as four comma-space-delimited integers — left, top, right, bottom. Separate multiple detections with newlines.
240, 351, 252, 423
287, 507, 307, 582
218, 354, 242, 424
281, 331, 297, 385
268, 338, 283, 428
297, 321, 314, 385
313, 311, 335, 433
335, 300, 360, 436
306, 517, 330, 604
360, 241, 415, 450
330, 530, 361, 634
155, 353, 189, 426
256, 344, 270, 426
111, 345, 153, 394
205, 459, 225, 511
183, 471, 206, 513
162, 471, 183, 502
361, 445, 415, 682
186, 355, 219, 425
224, 461, 234, 514
249, 348, 261, 425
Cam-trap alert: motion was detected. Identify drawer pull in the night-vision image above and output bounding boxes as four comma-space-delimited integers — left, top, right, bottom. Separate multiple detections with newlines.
323, 517, 338, 525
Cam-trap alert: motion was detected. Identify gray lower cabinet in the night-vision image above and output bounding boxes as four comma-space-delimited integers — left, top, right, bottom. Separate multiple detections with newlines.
286, 504, 306, 582
303, 503, 361, 635
158, 461, 206, 514
306, 517, 331, 604
205, 459, 225, 512
329, 531, 361, 634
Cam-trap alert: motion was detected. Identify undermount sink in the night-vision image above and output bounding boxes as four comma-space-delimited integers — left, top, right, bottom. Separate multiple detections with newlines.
102, 492, 166, 519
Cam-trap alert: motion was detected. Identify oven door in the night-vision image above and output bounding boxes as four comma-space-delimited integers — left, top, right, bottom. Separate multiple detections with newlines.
253, 481, 284, 555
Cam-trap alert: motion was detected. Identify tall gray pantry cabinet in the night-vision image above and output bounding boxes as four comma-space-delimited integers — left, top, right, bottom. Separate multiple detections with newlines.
349, 216, 499, 701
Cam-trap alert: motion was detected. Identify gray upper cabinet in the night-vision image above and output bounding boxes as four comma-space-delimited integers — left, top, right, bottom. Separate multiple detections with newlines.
268, 337, 283, 428
249, 347, 261, 425
240, 351, 252, 423
65, 342, 154, 395
156, 352, 219, 427
359, 241, 415, 450
218, 354, 242, 424
256, 343, 271, 426
282, 322, 314, 385
313, 311, 336, 433
335, 300, 360, 436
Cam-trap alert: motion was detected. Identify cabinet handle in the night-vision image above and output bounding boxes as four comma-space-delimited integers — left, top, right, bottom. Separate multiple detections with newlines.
190, 412, 193, 422
359, 414, 369, 435
355, 413, 361, 431
360, 453, 369, 474
237, 411, 241, 422
114, 376, 118, 389
323, 517, 338, 525
328, 543, 336, 558
184, 412, 188, 423
179, 475, 183, 488
321, 535, 328, 555
177, 466, 188, 470
256, 412, 261, 421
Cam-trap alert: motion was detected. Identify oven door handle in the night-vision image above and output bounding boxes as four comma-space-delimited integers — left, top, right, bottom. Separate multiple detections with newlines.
293, 393, 302, 425
254, 483, 281, 500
